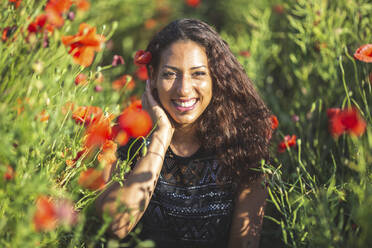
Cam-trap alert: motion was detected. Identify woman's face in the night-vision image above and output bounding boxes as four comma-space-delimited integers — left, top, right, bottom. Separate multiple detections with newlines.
153, 40, 213, 127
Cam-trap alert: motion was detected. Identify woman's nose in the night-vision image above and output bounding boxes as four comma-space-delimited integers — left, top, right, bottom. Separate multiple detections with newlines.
176, 75, 192, 96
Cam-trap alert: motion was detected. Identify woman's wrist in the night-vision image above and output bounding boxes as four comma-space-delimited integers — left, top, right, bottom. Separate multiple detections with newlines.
148, 129, 172, 156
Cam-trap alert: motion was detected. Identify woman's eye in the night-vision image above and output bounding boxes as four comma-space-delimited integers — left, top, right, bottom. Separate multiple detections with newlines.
193, 71, 206, 77
162, 71, 176, 78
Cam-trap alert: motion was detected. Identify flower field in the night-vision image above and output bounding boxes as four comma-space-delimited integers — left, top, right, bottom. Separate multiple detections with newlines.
1, 0, 371, 247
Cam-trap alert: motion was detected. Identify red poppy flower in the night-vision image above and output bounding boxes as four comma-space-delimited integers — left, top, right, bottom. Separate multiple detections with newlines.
112, 75, 135, 91
115, 130, 130, 146
118, 102, 153, 138
36, 110, 50, 122
75, 0, 90, 11
144, 19, 157, 30
272, 4, 284, 14
28, 14, 48, 33
278, 135, 297, 153
239, 50, 251, 58
185, 0, 201, 8
33, 196, 58, 232
134, 50, 152, 66
328, 107, 366, 138
75, 73, 88, 85
2, 26, 17, 42
97, 140, 117, 166
9, 0, 22, 8
135, 65, 149, 81
78, 168, 105, 190
4, 165, 15, 180
354, 44, 372, 63
43, 0, 73, 31
270, 115, 279, 130
61, 23, 105, 67
72, 106, 103, 125
84, 115, 113, 149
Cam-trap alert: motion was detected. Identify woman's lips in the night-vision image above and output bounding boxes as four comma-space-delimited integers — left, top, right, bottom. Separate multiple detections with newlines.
171, 98, 199, 112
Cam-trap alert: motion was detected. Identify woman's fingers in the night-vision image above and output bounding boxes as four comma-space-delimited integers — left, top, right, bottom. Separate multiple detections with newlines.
145, 79, 158, 107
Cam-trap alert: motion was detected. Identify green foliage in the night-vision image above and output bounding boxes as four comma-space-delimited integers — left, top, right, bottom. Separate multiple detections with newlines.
0, 0, 371, 247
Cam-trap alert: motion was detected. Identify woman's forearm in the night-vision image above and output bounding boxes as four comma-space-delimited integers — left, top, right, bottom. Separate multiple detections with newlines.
95, 129, 171, 239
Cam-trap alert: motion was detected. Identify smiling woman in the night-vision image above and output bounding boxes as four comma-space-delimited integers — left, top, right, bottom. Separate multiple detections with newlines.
96, 19, 272, 248
154, 40, 213, 128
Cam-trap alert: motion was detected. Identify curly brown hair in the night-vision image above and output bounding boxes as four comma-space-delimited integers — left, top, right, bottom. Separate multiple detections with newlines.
146, 18, 272, 183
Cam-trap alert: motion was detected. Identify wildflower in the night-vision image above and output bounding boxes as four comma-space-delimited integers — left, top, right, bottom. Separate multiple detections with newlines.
118, 101, 153, 138
135, 65, 149, 81
278, 135, 297, 153
97, 140, 117, 166
94, 85, 103, 92
37, 110, 50, 122
33, 196, 58, 232
54, 199, 78, 226
272, 4, 285, 14
134, 50, 152, 66
2, 26, 17, 42
9, 0, 22, 8
239, 50, 251, 58
112, 55, 125, 66
46, 0, 73, 14
84, 114, 113, 150
292, 114, 299, 122
4, 165, 15, 180
144, 19, 157, 30
72, 106, 103, 125
111, 125, 130, 146
112, 75, 135, 91
78, 168, 105, 190
67, 11, 75, 20
185, 0, 201, 8
75, 0, 90, 11
61, 23, 105, 67
27, 14, 48, 33
354, 44, 372, 63
75, 73, 88, 86
328, 107, 366, 138
270, 115, 279, 130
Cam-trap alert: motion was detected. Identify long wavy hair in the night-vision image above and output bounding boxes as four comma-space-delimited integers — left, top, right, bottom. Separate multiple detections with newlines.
146, 19, 272, 183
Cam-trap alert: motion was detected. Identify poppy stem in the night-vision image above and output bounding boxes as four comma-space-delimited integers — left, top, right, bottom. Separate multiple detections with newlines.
338, 55, 351, 108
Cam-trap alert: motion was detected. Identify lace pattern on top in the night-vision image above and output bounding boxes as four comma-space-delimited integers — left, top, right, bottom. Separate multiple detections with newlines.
134, 145, 237, 248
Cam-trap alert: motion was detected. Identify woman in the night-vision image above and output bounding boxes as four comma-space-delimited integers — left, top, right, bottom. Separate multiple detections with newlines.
96, 18, 272, 248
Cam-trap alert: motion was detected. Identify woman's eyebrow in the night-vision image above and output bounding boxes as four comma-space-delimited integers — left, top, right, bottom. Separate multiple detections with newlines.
190, 65, 207, 70
163, 65, 180, 71
162, 65, 207, 71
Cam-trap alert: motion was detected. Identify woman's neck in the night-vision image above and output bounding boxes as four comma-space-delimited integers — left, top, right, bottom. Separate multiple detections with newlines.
170, 125, 200, 157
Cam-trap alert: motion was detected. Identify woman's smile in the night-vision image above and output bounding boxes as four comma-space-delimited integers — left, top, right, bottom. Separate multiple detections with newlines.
171, 98, 199, 111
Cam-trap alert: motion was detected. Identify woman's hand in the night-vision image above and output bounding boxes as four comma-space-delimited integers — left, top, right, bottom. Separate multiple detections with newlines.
142, 79, 174, 146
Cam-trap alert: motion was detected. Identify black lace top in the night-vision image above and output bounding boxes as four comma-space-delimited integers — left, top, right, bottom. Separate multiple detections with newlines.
118, 139, 238, 248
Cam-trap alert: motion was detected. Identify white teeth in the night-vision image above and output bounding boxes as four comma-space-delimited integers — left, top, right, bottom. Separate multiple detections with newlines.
174, 99, 197, 107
